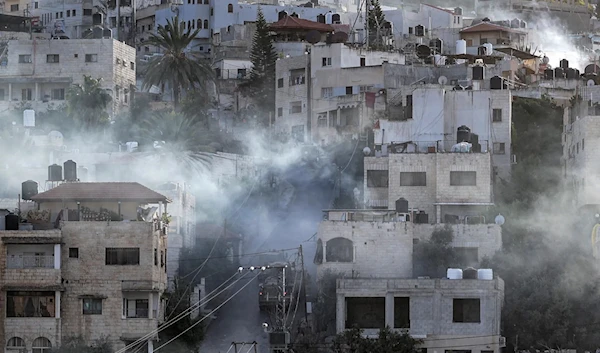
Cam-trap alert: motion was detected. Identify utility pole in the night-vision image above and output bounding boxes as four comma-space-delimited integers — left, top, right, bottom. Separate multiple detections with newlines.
299, 245, 309, 328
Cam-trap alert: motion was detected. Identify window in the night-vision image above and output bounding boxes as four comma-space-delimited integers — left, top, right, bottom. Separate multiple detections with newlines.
321, 87, 333, 98
18, 54, 32, 63
83, 9, 92, 15
400, 172, 426, 186
51, 88, 65, 100
277, 107, 283, 117
326, 237, 353, 262
69, 247, 79, 258
32, 337, 52, 353
21, 88, 32, 101
582, 138, 585, 150
204, 19, 209, 28
360, 57, 366, 66
210, 7, 213, 16
10, 4, 18, 11
197, 19, 201, 28
452, 298, 480, 323
60, 12, 63, 18
237, 68, 246, 78
85, 54, 97, 62
367, 170, 389, 187
83, 298, 102, 315
466, 39, 473, 46
0, 89, 5, 101
105, 248, 140, 265
204, 0, 208, 3
289, 68, 305, 85
394, 297, 410, 328
34, 2, 38, 8
67, 10, 71, 17
290, 101, 302, 114
322, 57, 331, 66
72, 9, 76, 16
228, 3, 233, 12
479, 38, 488, 45
46, 54, 59, 63
154, 249, 158, 266
161, 250, 165, 267
346, 86, 353, 95
492, 108, 502, 122
74, 53, 78, 58
317, 116, 327, 127
493, 142, 505, 154
450, 171, 476, 186
130, 62, 135, 70
277, 78, 284, 88
123, 299, 149, 318
6, 337, 26, 353
7, 291, 55, 317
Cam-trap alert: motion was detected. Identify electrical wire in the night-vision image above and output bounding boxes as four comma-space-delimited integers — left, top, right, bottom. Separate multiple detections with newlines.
168, 247, 301, 263
286, 268, 303, 331
154, 271, 262, 352
340, 137, 360, 173
114, 270, 249, 353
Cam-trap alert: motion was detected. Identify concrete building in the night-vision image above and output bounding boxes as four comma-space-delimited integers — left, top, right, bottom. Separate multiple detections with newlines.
0, 182, 169, 351
274, 42, 405, 144
336, 277, 505, 353
459, 22, 528, 55
0, 37, 136, 117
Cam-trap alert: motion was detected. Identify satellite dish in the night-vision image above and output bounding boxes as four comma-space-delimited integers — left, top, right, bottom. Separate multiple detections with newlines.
363, 147, 371, 156
542, 56, 550, 64
438, 76, 448, 85
305, 30, 321, 44
495, 214, 505, 226
416, 45, 431, 59
588, 79, 596, 86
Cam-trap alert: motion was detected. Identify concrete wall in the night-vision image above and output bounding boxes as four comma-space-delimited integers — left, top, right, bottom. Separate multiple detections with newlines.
336, 277, 505, 353
275, 54, 310, 142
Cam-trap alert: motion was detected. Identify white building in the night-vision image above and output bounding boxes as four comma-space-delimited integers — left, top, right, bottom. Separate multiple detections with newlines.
0, 38, 136, 117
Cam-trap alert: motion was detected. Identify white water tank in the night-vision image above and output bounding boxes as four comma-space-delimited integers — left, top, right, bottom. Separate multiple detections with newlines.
483, 42, 493, 56
456, 39, 467, 55
325, 12, 333, 24
447, 268, 463, 279
23, 109, 35, 127
477, 269, 493, 280
434, 55, 446, 66
125, 141, 138, 152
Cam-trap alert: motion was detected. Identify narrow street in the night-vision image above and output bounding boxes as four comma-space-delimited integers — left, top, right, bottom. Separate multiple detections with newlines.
199, 166, 334, 353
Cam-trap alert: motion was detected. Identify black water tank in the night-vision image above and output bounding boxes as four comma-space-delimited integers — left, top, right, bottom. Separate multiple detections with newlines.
316, 14, 325, 23
457, 125, 471, 143
471, 133, 481, 153
415, 24, 424, 37
5, 214, 18, 230
64, 160, 77, 181
472, 66, 484, 80
560, 59, 569, 70
395, 198, 409, 213
463, 267, 478, 279
554, 67, 564, 79
278, 11, 288, 20
490, 76, 502, 89
22, 180, 38, 200
566, 68, 578, 79
585, 64, 600, 75
544, 68, 554, 80
48, 164, 62, 181
332, 13, 340, 23
429, 38, 442, 53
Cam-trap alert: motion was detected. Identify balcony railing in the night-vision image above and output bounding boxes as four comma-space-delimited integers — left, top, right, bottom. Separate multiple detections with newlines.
387, 140, 490, 154
7, 255, 54, 269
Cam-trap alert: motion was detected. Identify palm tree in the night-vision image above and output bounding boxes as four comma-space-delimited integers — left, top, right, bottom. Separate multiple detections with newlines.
66, 75, 112, 130
143, 16, 214, 109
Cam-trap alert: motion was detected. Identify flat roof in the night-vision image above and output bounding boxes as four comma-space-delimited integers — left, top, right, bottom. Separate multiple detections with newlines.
31, 182, 168, 203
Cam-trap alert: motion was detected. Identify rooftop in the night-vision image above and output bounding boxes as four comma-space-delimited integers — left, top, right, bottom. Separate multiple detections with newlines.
30, 182, 168, 203
460, 22, 525, 34
269, 16, 334, 33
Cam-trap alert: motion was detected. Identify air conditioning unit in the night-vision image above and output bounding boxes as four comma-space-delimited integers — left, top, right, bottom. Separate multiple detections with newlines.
499, 337, 506, 347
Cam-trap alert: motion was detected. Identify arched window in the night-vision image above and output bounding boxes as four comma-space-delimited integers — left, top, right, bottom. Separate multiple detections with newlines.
227, 3, 233, 13
6, 337, 25, 353
32, 337, 51, 353
314, 239, 323, 264
203, 20, 208, 29
197, 19, 201, 29
326, 237, 353, 262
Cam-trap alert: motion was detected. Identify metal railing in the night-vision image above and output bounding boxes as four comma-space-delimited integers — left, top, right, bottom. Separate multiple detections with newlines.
387, 140, 490, 154
7, 255, 54, 269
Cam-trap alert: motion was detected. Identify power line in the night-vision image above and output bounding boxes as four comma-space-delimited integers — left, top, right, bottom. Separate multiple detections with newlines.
168, 247, 301, 263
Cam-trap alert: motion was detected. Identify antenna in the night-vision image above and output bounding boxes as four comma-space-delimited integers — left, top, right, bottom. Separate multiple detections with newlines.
438, 76, 448, 85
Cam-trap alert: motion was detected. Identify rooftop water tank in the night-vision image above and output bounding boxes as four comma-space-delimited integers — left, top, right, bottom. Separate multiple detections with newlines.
395, 198, 409, 213
21, 180, 38, 200
455, 39, 466, 55
447, 268, 463, 279
48, 164, 62, 182
325, 11, 333, 24
64, 160, 77, 181
483, 43, 493, 56
457, 125, 471, 143
5, 214, 18, 230
477, 269, 493, 280
463, 267, 478, 279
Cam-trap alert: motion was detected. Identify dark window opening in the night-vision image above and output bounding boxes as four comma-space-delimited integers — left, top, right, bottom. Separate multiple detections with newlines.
277, 78, 284, 88
492, 108, 502, 122
360, 57, 366, 66
69, 248, 79, 258
346, 86, 353, 95
493, 142, 505, 154
123, 299, 149, 318
394, 297, 410, 328
453, 298, 480, 323
83, 298, 102, 315
400, 172, 426, 186
325, 237, 353, 262
277, 107, 283, 117
346, 297, 385, 329
450, 171, 476, 186
7, 291, 55, 317
367, 170, 389, 187
227, 3, 233, 12
105, 248, 140, 265
154, 249, 158, 266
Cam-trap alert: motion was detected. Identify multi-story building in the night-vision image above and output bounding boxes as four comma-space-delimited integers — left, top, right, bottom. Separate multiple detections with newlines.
0, 181, 169, 351
336, 276, 505, 353
459, 21, 528, 54
0, 36, 136, 117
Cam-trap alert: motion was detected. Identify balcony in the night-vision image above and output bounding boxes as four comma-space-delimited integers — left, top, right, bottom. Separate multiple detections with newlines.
7, 255, 54, 269
386, 140, 490, 154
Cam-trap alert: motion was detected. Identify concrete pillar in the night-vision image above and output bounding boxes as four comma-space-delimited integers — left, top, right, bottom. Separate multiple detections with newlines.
337, 107, 341, 126
7, 83, 11, 101
53, 244, 61, 269
435, 205, 441, 224
336, 293, 345, 333
322, 243, 327, 262
385, 292, 394, 329
35, 82, 39, 100
326, 110, 330, 128
55, 291, 60, 318
147, 339, 153, 353
148, 292, 153, 319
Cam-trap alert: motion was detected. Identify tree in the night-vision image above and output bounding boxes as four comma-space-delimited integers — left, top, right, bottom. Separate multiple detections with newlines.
332, 326, 423, 353
50, 336, 112, 353
413, 225, 462, 278
367, 0, 386, 50
66, 75, 112, 131
143, 16, 214, 109
239, 7, 277, 125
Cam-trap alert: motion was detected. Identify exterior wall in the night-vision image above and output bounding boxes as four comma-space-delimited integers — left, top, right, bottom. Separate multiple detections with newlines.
309, 43, 405, 71
60, 221, 167, 349
214, 59, 252, 80
336, 277, 505, 353
275, 54, 310, 142
38, 201, 140, 222
0, 38, 136, 117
